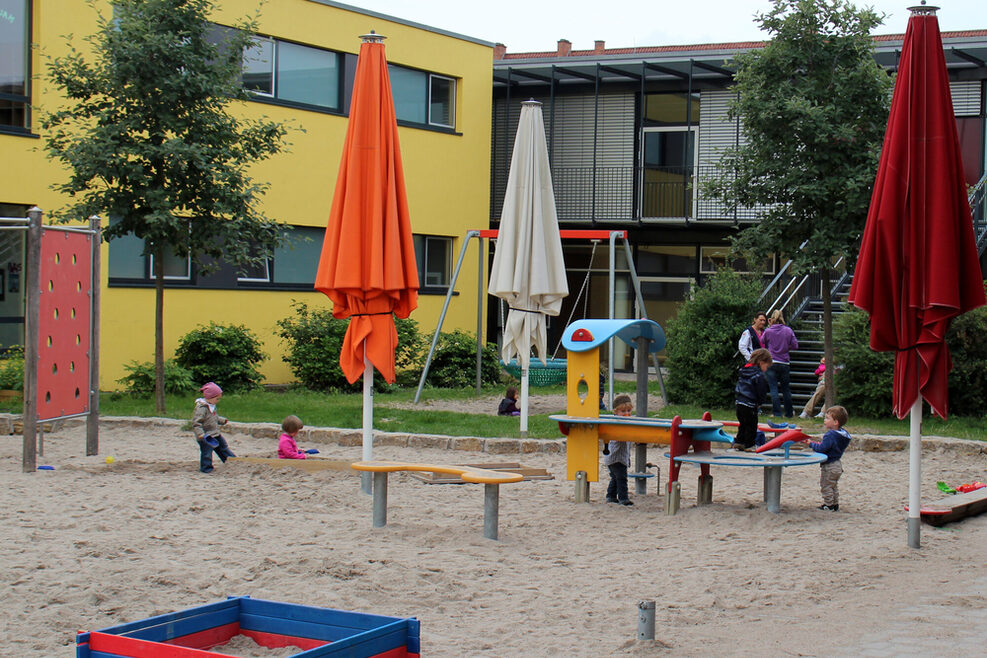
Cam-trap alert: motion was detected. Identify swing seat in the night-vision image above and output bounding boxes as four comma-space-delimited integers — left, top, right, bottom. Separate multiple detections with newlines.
501, 358, 568, 386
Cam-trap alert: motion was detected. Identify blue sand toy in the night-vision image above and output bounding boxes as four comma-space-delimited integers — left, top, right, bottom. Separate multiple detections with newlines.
305, 448, 320, 454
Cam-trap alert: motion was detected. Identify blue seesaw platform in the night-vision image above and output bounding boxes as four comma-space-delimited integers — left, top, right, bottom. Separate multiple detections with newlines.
75, 596, 420, 657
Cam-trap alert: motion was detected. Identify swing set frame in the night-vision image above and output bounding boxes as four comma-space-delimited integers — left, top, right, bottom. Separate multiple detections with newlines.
413, 228, 667, 405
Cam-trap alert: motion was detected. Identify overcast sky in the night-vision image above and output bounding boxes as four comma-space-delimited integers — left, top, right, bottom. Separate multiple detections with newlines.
344, 0, 987, 52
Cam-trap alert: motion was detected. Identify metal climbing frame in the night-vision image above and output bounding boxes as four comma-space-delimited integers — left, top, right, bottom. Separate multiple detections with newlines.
413, 228, 667, 404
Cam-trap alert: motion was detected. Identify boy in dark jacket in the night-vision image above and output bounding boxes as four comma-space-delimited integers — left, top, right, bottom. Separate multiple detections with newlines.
734, 348, 772, 451
804, 405, 852, 511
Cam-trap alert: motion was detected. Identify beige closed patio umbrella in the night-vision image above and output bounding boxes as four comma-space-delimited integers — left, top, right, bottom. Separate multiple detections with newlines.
488, 100, 568, 435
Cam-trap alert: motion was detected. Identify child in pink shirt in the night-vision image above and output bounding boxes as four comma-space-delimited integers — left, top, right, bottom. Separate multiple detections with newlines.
277, 415, 308, 459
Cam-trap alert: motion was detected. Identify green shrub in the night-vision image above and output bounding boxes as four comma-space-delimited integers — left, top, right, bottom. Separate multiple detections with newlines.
277, 301, 426, 392
425, 329, 502, 389
117, 359, 197, 396
833, 307, 894, 418
945, 288, 987, 417
174, 322, 267, 392
664, 269, 762, 408
0, 345, 25, 390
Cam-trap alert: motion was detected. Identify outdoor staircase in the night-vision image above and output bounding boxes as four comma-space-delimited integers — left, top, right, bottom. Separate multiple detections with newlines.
787, 276, 852, 408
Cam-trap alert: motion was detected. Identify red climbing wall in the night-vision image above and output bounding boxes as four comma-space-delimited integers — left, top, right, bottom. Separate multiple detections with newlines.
37, 229, 93, 420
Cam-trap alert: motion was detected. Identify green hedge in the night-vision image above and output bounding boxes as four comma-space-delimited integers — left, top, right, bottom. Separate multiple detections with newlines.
665, 269, 763, 408
834, 284, 987, 418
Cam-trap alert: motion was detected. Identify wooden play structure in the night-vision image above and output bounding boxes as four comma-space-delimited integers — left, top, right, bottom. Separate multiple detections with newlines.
350, 461, 524, 540
550, 318, 826, 514
911, 486, 987, 526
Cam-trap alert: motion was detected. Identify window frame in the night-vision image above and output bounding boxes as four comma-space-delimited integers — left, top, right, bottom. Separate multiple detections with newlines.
413, 234, 453, 293
0, 0, 32, 134
240, 33, 343, 113
427, 73, 456, 129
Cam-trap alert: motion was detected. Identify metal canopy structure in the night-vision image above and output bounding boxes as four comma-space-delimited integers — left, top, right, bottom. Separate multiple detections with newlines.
493, 31, 987, 89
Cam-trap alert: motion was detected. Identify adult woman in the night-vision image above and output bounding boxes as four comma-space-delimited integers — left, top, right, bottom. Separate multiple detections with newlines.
762, 310, 798, 417
738, 312, 767, 360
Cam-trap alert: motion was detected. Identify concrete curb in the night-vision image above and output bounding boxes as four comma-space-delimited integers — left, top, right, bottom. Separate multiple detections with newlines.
4, 414, 982, 458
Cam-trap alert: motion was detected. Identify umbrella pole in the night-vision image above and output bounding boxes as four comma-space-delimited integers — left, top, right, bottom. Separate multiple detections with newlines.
520, 368, 529, 437
907, 397, 922, 548
362, 355, 373, 495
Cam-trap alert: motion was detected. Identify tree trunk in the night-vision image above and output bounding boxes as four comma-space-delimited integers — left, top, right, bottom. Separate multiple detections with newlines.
154, 245, 166, 414
822, 269, 836, 410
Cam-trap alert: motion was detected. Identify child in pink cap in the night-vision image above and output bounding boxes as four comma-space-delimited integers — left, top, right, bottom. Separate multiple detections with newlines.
191, 382, 235, 473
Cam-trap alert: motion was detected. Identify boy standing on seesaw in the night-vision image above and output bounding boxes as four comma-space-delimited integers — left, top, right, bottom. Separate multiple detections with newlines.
604, 394, 635, 506
802, 405, 852, 511
734, 348, 772, 451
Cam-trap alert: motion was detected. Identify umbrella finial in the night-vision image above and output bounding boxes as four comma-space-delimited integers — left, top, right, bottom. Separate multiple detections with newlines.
360, 30, 387, 43
908, 2, 939, 15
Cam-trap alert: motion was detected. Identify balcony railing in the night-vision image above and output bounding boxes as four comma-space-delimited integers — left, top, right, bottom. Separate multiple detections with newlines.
490, 164, 763, 223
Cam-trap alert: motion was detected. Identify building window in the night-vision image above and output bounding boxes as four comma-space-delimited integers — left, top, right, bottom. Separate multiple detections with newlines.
0, 0, 30, 132
271, 226, 322, 285
222, 28, 340, 111
700, 246, 776, 275
413, 234, 451, 290
242, 36, 275, 95
389, 64, 456, 129
109, 223, 324, 289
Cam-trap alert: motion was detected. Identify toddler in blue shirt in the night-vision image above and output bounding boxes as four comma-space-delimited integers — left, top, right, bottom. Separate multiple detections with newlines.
803, 405, 851, 511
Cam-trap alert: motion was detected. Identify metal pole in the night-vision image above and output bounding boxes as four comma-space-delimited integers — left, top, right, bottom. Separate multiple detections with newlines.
621, 237, 668, 402
520, 368, 529, 438
475, 236, 484, 393
361, 356, 373, 495
415, 231, 479, 403
634, 336, 649, 495
907, 397, 922, 548
637, 601, 656, 641
484, 483, 500, 540
764, 467, 782, 513
575, 470, 589, 503
87, 215, 100, 456
372, 471, 387, 527
608, 231, 616, 406
22, 207, 42, 473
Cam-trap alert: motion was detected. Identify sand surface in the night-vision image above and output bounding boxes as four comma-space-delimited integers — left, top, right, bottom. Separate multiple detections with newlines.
2, 419, 986, 656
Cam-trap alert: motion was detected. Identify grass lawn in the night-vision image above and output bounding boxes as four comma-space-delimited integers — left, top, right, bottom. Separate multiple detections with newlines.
2, 382, 981, 442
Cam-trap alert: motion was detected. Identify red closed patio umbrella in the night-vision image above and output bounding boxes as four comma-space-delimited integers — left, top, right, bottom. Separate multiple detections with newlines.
849, 4, 985, 547
315, 33, 419, 490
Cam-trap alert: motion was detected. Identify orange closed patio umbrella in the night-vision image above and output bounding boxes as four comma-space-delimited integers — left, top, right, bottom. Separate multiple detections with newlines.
315, 32, 419, 490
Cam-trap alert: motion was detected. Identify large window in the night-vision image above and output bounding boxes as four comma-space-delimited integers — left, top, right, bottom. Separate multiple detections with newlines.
389, 64, 456, 129
413, 234, 451, 291
108, 223, 324, 289
242, 36, 340, 110
641, 93, 700, 218
0, 0, 30, 132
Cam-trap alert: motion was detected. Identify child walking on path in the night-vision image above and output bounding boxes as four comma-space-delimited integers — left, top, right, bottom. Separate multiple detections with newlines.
277, 415, 308, 459
604, 394, 635, 506
191, 382, 235, 473
498, 386, 520, 416
804, 405, 852, 511
734, 349, 772, 451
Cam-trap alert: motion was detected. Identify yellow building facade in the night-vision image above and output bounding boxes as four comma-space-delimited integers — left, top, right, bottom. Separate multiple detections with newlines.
0, 0, 493, 388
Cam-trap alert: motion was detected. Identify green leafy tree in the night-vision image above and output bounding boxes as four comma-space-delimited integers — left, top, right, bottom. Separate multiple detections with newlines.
665, 270, 762, 408
42, 0, 290, 412
705, 0, 893, 409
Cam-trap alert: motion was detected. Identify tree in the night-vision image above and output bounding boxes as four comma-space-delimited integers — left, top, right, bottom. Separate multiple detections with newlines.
42, 0, 289, 413
705, 0, 892, 408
